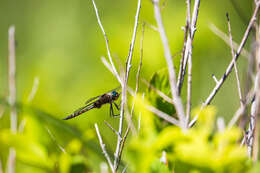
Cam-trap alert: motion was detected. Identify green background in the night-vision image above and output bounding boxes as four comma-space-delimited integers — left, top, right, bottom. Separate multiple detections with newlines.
0, 0, 254, 172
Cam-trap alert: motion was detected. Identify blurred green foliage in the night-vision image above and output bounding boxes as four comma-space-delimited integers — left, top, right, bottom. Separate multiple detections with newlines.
126, 103, 250, 173
0, 0, 258, 172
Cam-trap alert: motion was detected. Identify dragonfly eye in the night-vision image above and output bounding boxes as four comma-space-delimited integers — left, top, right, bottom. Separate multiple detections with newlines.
112, 91, 118, 97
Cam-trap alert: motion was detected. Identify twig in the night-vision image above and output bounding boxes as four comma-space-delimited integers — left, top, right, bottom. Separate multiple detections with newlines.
146, 105, 180, 126
94, 124, 115, 173
247, 17, 260, 160
209, 24, 250, 59
177, 1, 189, 95
101, 56, 115, 75
217, 117, 225, 132
204, 5, 259, 106
27, 77, 39, 103
144, 21, 158, 31
18, 119, 26, 133
45, 126, 66, 153
114, 0, 141, 170
153, 0, 186, 128
0, 157, 3, 173
226, 13, 244, 107
122, 165, 128, 173
129, 22, 145, 129
186, 0, 192, 127
91, 0, 122, 86
228, 88, 254, 128
141, 78, 173, 104
177, 0, 200, 96
8, 26, 17, 133
118, 22, 145, 163
7, 25, 16, 173
189, 4, 260, 127
212, 74, 219, 83
0, 105, 5, 119
104, 121, 122, 139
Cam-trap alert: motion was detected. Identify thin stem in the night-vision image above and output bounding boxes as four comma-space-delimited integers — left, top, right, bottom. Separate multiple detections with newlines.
95, 124, 115, 173
7, 25, 16, 173
27, 77, 39, 103
228, 88, 254, 128
203, 4, 259, 106
91, 0, 122, 86
142, 78, 173, 104
114, 0, 141, 170
189, 3, 260, 127
146, 105, 180, 126
119, 22, 145, 162
227, 15, 245, 103
153, 0, 186, 128
186, 0, 192, 127
247, 16, 260, 160
177, 1, 190, 95
178, 0, 200, 96
209, 23, 250, 59
104, 121, 122, 138
0, 157, 2, 173
226, 12, 244, 107
45, 126, 66, 153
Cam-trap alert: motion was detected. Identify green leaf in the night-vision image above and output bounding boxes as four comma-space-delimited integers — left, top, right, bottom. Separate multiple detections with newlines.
146, 69, 176, 131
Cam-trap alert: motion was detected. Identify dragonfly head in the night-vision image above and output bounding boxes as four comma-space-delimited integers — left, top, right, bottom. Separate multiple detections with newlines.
112, 91, 120, 100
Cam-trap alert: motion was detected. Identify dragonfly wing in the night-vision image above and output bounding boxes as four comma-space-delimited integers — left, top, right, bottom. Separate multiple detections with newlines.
85, 95, 100, 105
105, 86, 121, 93
63, 104, 94, 120
85, 87, 120, 104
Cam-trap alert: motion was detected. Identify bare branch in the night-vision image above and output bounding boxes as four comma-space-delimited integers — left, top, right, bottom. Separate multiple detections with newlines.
153, 0, 186, 128
144, 21, 159, 31
212, 74, 219, 84
7, 25, 16, 173
186, 0, 192, 126
118, 22, 145, 163
0, 105, 5, 119
226, 13, 243, 106
177, 0, 200, 95
91, 0, 122, 85
246, 18, 260, 160
209, 24, 250, 59
228, 88, 254, 128
95, 124, 115, 173
8, 26, 17, 133
146, 105, 180, 127
177, 1, 189, 95
142, 78, 173, 104
104, 121, 122, 139
203, 5, 259, 106
189, 4, 260, 127
114, 0, 141, 170
27, 77, 39, 103
0, 157, 2, 173
45, 126, 66, 153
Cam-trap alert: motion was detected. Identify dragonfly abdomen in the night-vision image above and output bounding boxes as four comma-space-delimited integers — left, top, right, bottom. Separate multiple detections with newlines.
63, 104, 95, 120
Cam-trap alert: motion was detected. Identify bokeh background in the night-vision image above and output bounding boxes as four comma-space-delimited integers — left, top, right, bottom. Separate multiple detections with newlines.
0, 0, 254, 172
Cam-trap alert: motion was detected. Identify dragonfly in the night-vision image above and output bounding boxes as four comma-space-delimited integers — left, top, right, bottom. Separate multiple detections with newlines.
63, 88, 121, 120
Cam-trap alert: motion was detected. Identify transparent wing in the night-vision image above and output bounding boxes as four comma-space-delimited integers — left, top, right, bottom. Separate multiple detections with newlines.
105, 86, 121, 93
85, 95, 100, 105
74, 104, 93, 114
85, 86, 121, 104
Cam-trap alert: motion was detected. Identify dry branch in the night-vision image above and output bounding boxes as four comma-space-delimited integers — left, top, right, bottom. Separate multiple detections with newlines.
153, 0, 186, 128
189, 3, 260, 127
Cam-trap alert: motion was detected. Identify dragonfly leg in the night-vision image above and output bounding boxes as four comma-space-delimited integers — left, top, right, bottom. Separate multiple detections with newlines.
109, 103, 112, 117
111, 102, 120, 117
113, 102, 120, 110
